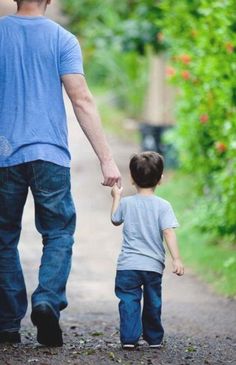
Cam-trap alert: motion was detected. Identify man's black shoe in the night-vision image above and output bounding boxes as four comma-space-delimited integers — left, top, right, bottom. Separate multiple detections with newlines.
0, 331, 21, 344
31, 304, 63, 347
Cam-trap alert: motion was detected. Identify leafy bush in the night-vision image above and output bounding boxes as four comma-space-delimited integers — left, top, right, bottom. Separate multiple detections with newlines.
160, 0, 236, 238
61, 0, 236, 239
60, 0, 164, 117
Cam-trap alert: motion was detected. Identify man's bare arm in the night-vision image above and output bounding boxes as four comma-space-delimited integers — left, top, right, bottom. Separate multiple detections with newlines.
62, 74, 121, 187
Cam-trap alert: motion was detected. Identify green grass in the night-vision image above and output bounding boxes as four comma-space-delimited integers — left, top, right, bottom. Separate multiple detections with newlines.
157, 173, 236, 298
92, 87, 139, 143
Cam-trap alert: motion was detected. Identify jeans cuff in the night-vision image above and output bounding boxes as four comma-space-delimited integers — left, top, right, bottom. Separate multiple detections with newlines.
32, 301, 59, 319
0, 319, 21, 332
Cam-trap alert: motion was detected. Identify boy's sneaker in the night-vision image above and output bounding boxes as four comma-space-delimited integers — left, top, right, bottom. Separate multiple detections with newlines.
122, 343, 137, 350
0, 331, 21, 344
149, 343, 163, 349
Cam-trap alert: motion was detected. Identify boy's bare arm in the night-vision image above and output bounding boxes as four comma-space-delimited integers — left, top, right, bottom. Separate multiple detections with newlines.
163, 228, 184, 276
111, 184, 123, 226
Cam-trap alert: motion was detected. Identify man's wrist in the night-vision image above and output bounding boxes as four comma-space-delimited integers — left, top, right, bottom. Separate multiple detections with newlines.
100, 155, 114, 164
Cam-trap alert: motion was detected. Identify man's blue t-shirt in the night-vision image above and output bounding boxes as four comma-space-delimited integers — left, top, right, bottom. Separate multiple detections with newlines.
0, 15, 84, 167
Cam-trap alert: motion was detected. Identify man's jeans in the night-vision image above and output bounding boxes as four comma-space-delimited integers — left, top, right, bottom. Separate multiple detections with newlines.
0, 161, 76, 332
115, 270, 164, 345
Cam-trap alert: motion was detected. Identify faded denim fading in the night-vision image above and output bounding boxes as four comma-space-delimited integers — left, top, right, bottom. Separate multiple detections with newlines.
115, 270, 164, 345
0, 161, 76, 332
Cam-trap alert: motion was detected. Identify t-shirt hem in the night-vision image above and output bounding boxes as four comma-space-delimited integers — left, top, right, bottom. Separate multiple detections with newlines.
117, 264, 164, 275
60, 70, 84, 76
0, 155, 70, 168
162, 223, 180, 230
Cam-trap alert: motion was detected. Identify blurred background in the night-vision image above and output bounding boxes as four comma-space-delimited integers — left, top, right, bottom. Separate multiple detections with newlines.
60, 0, 236, 297
0, 0, 235, 300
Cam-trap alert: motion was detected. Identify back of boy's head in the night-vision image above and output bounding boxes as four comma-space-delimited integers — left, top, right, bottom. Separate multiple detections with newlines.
129, 151, 164, 188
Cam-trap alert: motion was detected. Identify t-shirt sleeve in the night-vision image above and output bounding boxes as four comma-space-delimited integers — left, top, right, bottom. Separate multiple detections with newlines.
59, 31, 84, 76
159, 202, 179, 230
112, 199, 124, 224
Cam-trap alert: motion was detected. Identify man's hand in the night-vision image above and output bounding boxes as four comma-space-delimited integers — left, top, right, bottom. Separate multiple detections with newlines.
101, 159, 121, 187
172, 258, 184, 276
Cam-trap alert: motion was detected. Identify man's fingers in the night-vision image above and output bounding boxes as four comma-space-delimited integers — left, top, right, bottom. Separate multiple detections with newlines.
102, 177, 117, 187
102, 175, 122, 187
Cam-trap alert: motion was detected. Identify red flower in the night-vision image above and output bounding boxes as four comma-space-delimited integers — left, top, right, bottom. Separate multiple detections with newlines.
225, 42, 234, 53
181, 70, 190, 80
166, 66, 176, 78
199, 114, 209, 124
215, 141, 227, 153
179, 54, 191, 65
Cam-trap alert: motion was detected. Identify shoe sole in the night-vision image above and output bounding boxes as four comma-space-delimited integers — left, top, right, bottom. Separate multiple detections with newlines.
149, 344, 163, 348
31, 308, 63, 347
122, 344, 136, 350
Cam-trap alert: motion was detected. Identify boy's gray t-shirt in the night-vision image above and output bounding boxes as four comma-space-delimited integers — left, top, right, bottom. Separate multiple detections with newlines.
112, 194, 179, 274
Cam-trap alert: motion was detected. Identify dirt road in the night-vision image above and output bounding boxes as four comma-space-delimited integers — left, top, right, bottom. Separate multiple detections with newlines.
0, 2, 236, 365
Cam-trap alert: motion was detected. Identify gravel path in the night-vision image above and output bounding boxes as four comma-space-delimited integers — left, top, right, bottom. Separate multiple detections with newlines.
0, 2, 236, 365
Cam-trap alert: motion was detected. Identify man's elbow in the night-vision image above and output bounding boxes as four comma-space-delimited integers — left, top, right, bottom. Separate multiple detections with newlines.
71, 91, 94, 111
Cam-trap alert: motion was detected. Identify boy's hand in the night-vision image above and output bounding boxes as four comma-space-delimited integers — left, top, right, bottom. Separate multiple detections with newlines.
172, 258, 184, 276
111, 184, 123, 198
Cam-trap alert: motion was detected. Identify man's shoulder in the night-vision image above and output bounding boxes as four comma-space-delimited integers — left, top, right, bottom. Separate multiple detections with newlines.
38, 19, 77, 44
53, 21, 76, 40
0, 16, 9, 24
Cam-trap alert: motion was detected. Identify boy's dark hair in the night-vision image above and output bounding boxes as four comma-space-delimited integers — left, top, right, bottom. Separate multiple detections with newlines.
15, 0, 45, 4
129, 151, 164, 188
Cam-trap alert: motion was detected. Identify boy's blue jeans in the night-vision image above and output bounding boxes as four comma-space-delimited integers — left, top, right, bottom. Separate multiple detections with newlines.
0, 161, 76, 332
115, 270, 164, 345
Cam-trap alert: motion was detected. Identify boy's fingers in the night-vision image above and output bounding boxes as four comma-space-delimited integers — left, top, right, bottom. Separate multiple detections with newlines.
116, 177, 122, 188
173, 265, 184, 276
176, 267, 184, 276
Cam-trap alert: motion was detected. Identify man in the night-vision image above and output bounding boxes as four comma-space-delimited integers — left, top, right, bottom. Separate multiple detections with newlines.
0, 0, 121, 347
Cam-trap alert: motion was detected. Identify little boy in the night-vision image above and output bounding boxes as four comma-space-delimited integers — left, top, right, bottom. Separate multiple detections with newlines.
111, 151, 184, 349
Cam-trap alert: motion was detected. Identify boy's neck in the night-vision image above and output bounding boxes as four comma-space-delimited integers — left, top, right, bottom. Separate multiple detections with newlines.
136, 187, 156, 196
16, 3, 47, 17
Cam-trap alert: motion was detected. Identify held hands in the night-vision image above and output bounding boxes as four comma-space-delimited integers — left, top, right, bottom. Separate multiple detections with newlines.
101, 158, 122, 187
111, 183, 123, 198
172, 258, 184, 276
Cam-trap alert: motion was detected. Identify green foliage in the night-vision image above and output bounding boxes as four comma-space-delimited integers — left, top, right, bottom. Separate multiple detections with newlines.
61, 0, 164, 54
160, 0, 236, 238
60, 0, 164, 117
158, 173, 236, 298
62, 0, 236, 238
